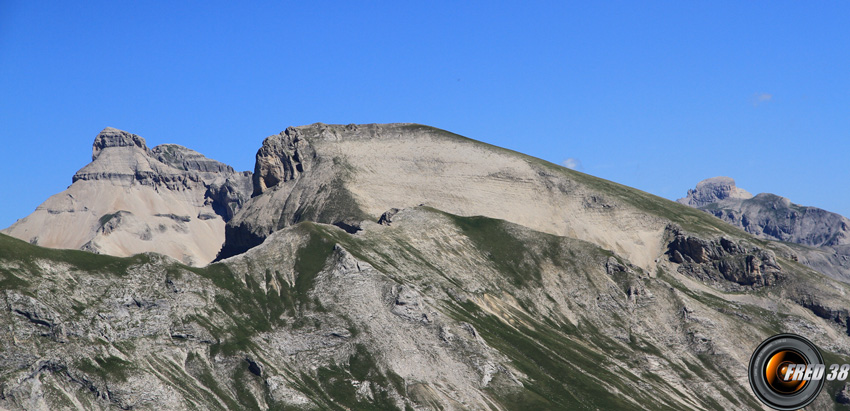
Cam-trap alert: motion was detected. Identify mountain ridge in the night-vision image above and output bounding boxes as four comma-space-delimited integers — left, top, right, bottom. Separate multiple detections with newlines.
3, 124, 850, 409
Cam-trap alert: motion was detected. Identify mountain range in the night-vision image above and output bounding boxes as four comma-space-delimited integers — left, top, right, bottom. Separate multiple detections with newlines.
2, 124, 850, 410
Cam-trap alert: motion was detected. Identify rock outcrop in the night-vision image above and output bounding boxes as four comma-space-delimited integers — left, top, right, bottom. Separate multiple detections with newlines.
666, 225, 781, 289
252, 128, 315, 196
2, 128, 251, 266
679, 177, 850, 248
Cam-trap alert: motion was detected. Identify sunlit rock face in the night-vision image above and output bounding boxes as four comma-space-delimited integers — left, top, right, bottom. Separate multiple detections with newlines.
2, 127, 251, 266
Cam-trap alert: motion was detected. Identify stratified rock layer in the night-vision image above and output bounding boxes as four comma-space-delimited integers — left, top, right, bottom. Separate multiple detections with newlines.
2, 128, 251, 266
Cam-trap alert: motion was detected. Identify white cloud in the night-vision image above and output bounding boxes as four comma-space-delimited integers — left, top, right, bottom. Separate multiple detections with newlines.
562, 157, 582, 170
752, 93, 773, 106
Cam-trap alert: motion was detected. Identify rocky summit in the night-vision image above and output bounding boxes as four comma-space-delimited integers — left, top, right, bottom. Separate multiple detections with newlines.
2, 127, 252, 266
677, 176, 754, 208
3, 124, 850, 410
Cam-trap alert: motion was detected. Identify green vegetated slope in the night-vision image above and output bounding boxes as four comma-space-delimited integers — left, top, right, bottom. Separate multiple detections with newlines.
4, 201, 850, 410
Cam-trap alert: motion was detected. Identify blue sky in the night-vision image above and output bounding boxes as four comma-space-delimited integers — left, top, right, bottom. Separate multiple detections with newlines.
1, 1, 848, 229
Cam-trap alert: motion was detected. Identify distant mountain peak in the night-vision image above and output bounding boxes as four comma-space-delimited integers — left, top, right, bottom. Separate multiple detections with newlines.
3, 127, 252, 266
677, 176, 753, 207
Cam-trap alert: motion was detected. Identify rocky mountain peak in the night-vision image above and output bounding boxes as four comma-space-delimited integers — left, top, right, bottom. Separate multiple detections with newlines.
5, 127, 253, 266
677, 176, 753, 207
92, 127, 150, 160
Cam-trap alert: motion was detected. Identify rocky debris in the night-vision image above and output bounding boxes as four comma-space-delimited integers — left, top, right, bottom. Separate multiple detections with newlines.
390, 285, 433, 324
98, 210, 133, 235
605, 256, 651, 306
666, 226, 780, 288
677, 176, 753, 208
5, 291, 64, 342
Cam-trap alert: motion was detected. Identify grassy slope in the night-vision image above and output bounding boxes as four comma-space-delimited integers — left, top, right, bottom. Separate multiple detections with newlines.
4, 197, 850, 410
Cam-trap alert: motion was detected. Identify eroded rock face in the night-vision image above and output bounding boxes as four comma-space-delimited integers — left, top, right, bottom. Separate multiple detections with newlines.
666, 226, 780, 289
2, 127, 252, 266
152, 144, 238, 174
91, 127, 150, 160
252, 127, 315, 196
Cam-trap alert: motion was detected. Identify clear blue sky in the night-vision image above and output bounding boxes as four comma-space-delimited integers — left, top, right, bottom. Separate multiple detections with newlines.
2, 1, 848, 229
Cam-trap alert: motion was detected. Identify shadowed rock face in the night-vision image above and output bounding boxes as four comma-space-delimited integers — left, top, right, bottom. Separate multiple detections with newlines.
666, 225, 780, 289
2, 127, 252, 266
